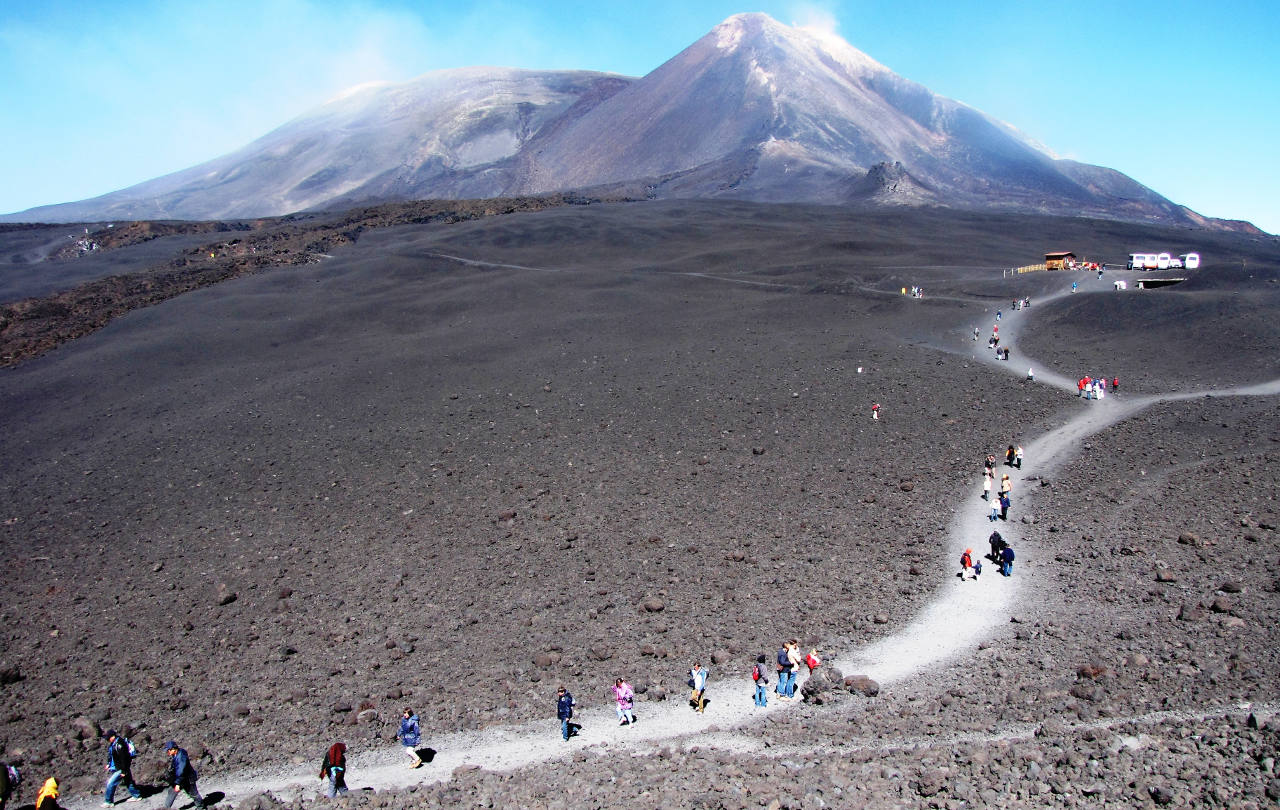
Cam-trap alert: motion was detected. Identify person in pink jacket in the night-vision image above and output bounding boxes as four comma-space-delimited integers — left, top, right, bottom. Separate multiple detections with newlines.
612, 678, 635, 726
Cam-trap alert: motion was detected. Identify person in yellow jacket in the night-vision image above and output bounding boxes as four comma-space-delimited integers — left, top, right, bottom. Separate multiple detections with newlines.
35, 777, 58, 810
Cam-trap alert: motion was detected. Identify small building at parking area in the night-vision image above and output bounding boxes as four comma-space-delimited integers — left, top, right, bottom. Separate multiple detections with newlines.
1045, 251, 1076, 270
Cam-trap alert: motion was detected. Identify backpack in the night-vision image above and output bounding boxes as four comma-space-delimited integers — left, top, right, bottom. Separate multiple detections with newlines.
751, 664, 761, 682
805, 652, 821, 670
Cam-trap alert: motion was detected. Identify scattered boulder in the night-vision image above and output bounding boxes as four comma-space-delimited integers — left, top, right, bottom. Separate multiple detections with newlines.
641, 597, 665, 613
1177, 603, 1206, 622
1154, 567, 1178, 583
1219, 581, 1243, 593
0, 663, 22, 685
69, 715, 100, 740
1147, 785, 1174, 806
800, 666, 844, 704
215, 583, 237, 606
533, 651, 562, 668
844, 675, 880, 697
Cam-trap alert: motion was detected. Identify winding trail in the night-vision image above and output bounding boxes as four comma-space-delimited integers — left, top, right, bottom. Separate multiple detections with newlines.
67, 270, 1280, 808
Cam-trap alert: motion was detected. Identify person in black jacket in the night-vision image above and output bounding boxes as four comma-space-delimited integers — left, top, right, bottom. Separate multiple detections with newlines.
103, 730, 142, 805
162, 742, 203, 809
556, 687, 575, 741
319, 742, 348, 798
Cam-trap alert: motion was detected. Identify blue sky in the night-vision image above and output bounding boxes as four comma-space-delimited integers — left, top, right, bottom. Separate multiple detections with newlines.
1, 0, 1277, 232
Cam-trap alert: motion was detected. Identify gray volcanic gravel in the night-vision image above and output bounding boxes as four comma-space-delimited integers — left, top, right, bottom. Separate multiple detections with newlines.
0, 201, 1277, 807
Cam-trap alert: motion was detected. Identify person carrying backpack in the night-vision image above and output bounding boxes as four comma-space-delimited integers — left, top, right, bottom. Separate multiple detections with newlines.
805, 649, 822, 674
318, 742, 348, 798
751, 655, 769, 707
1000, 545, 1016, 577
0, 762, 20, 810
103, 729, 142, 805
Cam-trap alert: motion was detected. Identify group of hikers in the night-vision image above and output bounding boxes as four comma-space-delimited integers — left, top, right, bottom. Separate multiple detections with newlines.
966, 448, 1022, 577
554, 640, 823, 743
0, 735, 206, 810
981, 448, 1019, 522
1077, 375, 1117, 399
961, 531, 1016, 579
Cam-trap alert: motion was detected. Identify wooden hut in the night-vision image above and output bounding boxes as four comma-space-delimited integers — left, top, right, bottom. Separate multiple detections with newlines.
1045, 251, 1076, 271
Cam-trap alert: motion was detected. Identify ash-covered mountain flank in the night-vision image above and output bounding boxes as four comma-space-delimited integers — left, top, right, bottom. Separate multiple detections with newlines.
2, 14, 1257, 231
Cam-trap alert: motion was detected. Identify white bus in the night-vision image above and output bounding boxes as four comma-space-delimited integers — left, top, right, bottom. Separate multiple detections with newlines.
1180, 252, 1201, 269
1127, 253, 1159, 270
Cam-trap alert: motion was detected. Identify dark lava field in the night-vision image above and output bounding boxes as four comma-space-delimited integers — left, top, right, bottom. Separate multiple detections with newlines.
0, 201, 1277, 808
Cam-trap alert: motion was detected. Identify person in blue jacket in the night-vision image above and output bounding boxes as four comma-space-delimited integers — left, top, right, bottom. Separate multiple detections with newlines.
556, 686, 575, 741
162, 742, 204, 809
396, 708, 422, 768
1000, 545, 1016, 576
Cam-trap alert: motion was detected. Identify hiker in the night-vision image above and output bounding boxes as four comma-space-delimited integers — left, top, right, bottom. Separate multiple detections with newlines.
162, 742, 203, 809
751, 655, 769, 707
688, 662, 708, 713
1027, 367, 1034, 381
36, 778, 58, 810
988, 498, 1000, 522
0, 763, 19, 810
1077, 378, 1085, 398
959, 548, 977, 580
973, 327, 979, 341
396, 708, 423, 768
556, 686, 575, 741
1000, 474, 1011, 498
103, 729, 142, 805
984, 454, 996, 473
1111, 376, 1119, 393
774, 645, 793, 700
805, 649, 822, 674
871, 403, 880, 420
981, 471, 991, 500
988, 531, 1007, 563
1015, 445, 1023, 469
778, 642, 798, 696
999, 492, 1011, 521
996, 310, 1002, 321
1005, 446, 1015, 467
319, 742, 348, 798
1072, 281, 1078, 293
1000, 545, 1016, 576
612, 678, 635, 726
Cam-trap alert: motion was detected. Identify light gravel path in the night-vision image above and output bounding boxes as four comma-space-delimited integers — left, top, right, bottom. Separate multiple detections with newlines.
69, 273, 1280, 809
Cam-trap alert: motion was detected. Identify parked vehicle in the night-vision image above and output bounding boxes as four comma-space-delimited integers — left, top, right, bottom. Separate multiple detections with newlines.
1130, 253, 1160, 270
1181, 252, 1201, 269
1157, 252, 1172, 270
